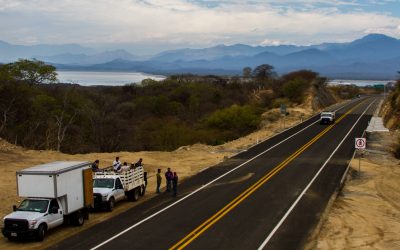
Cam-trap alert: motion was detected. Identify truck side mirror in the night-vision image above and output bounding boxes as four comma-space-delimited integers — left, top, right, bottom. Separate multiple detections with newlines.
13, 205, 17, 211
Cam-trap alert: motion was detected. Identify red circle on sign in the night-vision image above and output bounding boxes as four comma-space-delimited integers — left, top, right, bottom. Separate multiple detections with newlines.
356, 138, 365, 147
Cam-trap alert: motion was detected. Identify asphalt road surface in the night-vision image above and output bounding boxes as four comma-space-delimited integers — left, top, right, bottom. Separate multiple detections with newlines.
50, 96, 380, 250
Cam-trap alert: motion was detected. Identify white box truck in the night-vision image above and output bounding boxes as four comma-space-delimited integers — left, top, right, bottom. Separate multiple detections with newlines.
2, 161, 93, 241
320, 111, 336, 124
93, 166, 146, 211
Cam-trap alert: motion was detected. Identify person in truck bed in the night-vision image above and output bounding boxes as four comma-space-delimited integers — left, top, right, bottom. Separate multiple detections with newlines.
120, 162, 130, 172
92, 160, 101, 172
113, 156, 122, 171
133, 158, 143, 168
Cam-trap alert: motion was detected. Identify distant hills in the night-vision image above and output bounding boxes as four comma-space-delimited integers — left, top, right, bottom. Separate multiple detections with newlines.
1, 33, 400, 79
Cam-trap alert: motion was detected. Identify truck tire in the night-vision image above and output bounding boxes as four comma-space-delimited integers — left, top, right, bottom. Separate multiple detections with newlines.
107, 197, 115, 212
74, 211, 85, 226
36, 224, 46, 241
139, 184, 146, 196
133, 188, 140, 201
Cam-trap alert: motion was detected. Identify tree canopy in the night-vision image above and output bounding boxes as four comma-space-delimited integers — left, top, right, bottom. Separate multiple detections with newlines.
1, 59, 57, 85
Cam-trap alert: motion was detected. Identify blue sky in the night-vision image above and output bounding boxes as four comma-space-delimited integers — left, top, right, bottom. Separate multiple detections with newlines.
0, 0, 399, 55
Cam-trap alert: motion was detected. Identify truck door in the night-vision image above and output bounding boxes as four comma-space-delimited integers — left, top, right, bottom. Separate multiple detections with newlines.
47, 199, 64, 229
115, 178, 125, 201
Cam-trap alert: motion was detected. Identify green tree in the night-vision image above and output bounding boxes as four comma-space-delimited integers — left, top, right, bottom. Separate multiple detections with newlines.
252, 64, 276, 90
252, 64, 275, 80
243, 67, 252, 78
4, 59, 57, 85
282, 79, 309, 103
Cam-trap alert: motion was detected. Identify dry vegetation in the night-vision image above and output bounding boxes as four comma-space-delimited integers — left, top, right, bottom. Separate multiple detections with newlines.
0, 103, 313, 250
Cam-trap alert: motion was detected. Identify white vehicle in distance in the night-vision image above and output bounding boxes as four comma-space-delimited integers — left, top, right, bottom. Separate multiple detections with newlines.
320, 111, 336, 124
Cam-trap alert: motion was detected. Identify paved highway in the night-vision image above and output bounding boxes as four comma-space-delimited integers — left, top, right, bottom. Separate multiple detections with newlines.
50, 96, 380, 250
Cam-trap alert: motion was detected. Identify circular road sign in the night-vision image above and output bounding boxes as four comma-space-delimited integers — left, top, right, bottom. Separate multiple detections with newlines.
355, 138, 366, 149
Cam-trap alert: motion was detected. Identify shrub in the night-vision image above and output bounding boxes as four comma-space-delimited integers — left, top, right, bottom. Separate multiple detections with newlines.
205, 104, 261, 135
272, 98, 290, 108
282, 79, 309, 103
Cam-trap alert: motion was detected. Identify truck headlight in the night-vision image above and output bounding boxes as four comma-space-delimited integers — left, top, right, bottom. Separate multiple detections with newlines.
28, 220, 37, 229
102, 195, 108, 201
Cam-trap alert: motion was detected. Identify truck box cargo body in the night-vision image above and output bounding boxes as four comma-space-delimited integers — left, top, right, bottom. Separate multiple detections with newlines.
2, 161, 93, 241
17, 161, 93, 214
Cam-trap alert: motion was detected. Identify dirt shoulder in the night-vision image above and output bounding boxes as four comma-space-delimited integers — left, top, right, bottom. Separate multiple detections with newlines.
0, 106, 312, 250
307, 131, 400, 249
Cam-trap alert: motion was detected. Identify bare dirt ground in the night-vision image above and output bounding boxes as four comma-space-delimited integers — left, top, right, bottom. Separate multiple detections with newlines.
307, 131, 400, 249
0, 106, 312, 250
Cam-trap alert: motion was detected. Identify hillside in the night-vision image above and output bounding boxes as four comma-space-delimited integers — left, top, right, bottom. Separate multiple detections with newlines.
0, 100, 314, 249
382, 79, 400, 157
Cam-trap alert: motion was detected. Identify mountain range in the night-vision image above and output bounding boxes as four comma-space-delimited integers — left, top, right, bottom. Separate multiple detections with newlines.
1, 34, 399, 79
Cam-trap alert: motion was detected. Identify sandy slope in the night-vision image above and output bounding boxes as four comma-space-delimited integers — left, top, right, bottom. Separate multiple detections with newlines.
0, 107, 312, 249
307, 132, 400, 249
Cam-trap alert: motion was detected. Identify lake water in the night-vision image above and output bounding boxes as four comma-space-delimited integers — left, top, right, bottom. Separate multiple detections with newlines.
57, 71, 166, 86
328, 79, 394, 86
57, 71, 394, 87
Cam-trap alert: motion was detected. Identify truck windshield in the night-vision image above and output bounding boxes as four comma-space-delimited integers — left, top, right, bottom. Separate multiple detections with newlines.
93, 179, 114, 188
17, 199, 49, 213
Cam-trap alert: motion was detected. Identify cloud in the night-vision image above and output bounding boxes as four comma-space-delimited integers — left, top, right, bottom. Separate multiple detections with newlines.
0, 0, 399, 51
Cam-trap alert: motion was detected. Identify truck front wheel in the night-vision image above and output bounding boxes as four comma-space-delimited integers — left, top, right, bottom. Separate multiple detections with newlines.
107, 197, 115, 211
36, 224, 46, 241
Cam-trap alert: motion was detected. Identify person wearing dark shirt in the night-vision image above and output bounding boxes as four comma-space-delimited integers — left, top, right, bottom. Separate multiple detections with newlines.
172, 172, 178, 197
92, 160, 100, 172
165, 168, 173, 192
156, 169, 162, 194
134, 158, 143, 168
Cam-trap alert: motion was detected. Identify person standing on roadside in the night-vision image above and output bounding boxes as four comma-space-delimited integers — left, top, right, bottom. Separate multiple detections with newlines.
165, 168, 173, 192
172, 172, 178, 197
156, 169, 162, 194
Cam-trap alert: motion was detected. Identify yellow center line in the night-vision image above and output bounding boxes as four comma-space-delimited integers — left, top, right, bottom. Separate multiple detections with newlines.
169, 101, 363, 250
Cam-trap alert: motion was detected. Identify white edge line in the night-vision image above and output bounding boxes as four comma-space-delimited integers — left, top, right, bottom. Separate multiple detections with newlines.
257, 100, 376, 250
90, 100, 357, 250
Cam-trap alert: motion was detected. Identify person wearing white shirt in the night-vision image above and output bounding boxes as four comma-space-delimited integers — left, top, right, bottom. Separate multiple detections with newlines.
113, 156, 121, 172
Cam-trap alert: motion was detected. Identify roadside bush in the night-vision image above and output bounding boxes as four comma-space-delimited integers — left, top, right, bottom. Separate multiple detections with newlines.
264, 110, 281, 122
329, 84, 360, 99
205, 104, 261, 135
272, 98, 290, 108
282, 79, 309, 103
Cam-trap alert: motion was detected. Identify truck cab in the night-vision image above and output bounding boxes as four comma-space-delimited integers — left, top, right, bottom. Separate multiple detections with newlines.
320, 111, 335, 124
2, 198, 64, 241
93, 176, 126, 211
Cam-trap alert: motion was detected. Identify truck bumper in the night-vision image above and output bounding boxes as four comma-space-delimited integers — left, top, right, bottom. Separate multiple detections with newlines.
320, 119, 333, 124
2, 227, 38, 239
93, 199, 109, 209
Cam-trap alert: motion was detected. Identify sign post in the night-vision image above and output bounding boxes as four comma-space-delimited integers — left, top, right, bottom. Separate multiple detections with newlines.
355, 138, 366, 172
